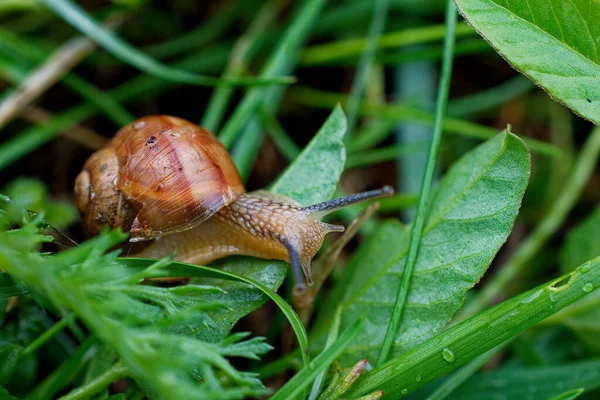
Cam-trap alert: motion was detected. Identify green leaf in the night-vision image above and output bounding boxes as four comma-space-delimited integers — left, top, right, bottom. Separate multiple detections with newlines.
39, 0, 293, 88
270, 104, 347, 205
344, 257, 600, 399
317, 130, 530, 365
449, 361, 598, 400
453, 0, 600, 126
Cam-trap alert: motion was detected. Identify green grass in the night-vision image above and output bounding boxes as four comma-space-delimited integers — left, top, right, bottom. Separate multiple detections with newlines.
1, 0, 599, 399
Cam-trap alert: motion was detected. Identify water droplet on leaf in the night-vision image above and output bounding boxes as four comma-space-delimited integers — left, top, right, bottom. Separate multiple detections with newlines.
416, 375, 422, 382
582, 283, 594, 293
442, 348, 455, 362
401, 389, 408, 395
579, 263, 590, 273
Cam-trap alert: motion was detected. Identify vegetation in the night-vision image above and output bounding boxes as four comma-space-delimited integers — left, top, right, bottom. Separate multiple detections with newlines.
0, 0, 599, 399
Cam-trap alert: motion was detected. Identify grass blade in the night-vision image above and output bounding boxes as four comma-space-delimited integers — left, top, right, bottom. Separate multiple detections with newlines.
270, 317, 364, 400
40, 0, 292, 88
377, 0, 457, 366
345, 257, 600, 399
218, 0, 327, 148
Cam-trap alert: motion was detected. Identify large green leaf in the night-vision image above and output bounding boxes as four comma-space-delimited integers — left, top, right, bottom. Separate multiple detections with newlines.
317, 130, 530, 365
449, 359, 600, 400
345, 257, 600, 399
453, 0, 600, 126
193, 106, 347, 342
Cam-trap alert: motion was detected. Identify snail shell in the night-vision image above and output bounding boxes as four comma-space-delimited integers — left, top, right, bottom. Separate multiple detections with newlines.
74, 115, 245, 241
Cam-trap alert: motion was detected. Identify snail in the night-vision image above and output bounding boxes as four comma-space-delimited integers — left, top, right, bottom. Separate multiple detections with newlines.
74, 115, 393, 288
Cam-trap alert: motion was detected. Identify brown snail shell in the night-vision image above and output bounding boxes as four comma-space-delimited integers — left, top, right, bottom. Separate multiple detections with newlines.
74, 115, 245, 241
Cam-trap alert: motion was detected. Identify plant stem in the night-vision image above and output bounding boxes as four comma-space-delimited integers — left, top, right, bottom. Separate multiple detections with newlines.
308, 305, 343, 400
458, 125, 600, 321
21, 315, 73, 358
288, 86, 561, 158
58, 363, 128, 400
377, 0, 457, 366
345, 0, 389, 136
218, 0, 327, 148
201, 0, 283, 131
299, 22, 474, 65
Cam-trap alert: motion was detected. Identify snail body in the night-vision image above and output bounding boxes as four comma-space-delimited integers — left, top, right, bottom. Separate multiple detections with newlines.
74, 116, 393, 287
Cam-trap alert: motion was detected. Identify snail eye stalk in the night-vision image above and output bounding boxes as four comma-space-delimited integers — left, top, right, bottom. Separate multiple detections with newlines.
302, 186, 394, 219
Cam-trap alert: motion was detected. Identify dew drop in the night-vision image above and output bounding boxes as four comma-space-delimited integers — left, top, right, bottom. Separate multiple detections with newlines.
582, 283, 594, 293
579, 263, 591, 273
416, 375, 422, 382
401, 389, 408, 395
133, 120, 147, 130
521, 289, 543, 304
442, 348, 455, 362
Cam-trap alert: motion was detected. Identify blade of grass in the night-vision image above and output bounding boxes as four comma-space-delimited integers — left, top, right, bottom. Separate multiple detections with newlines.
0, 45, 231, 171
346, 141, 428, 168
0, 35, 95, 130
345, 0, 389, 135
144, 4, 237, 59
345, 258, 600, 398
458, 125, 600, 321
0, 28, 134, 126
58, 363, 128, 400
201, 0, 284, 131
40, 0, 292, 88
270, 317, 364, 400
260, 107, 301, 162
308, 305, 343, 400
549, 388, 585, 400
20, 316, 74, 358
426, 341, 510, 400
299, 22, 474, 65
289, 86, 561, 158
27, 337, 95, 400
378, 38, 491, 65
377, 0, 457, 366
447, 75, 533, 118
218, 0, 327, 148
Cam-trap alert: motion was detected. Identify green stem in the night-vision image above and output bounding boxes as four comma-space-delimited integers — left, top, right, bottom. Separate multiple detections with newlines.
346, 141, 428, 168
40, 0, 291, 88
299, 22, 474, 65
58, 363, 128, 400
260, 108, 301, 161
345, 0, 389, 136
201, 0, 282, 131
218, 0, 327, 148
288, 86, 561, 158
458, 125, 600, 321
308, 305, 343, 400
377, 0, 457, 366
21, 316, 73, 358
